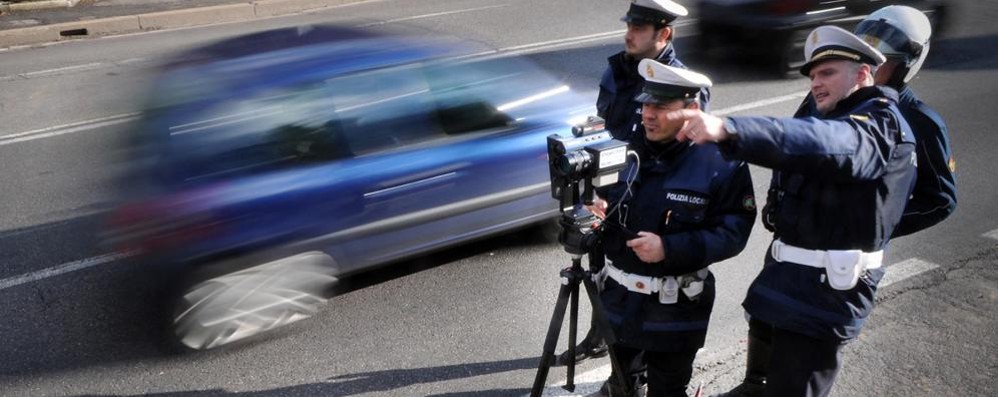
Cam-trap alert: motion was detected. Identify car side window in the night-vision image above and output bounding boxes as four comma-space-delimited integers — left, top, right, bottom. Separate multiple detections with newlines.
164, 83, 349, 182
324, 64, 446, 155
422, 59, 517, 135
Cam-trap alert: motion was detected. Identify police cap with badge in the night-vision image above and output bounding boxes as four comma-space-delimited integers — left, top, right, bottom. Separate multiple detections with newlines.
634, 58, 712, 105
621, 0, 688, 26
800, 25, 887, 76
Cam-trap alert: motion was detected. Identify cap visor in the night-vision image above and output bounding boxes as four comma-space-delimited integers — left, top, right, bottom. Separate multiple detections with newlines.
620, 15, 655, 24
634, 92, 668, 104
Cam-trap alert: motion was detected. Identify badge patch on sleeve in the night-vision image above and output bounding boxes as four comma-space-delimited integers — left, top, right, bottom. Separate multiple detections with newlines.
948, 156, 957, 172
742, 195, 756, 211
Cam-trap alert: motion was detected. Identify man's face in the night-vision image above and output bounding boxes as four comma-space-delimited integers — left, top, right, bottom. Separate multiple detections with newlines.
874, 58, 901, 86
625, 23, 669, 59
642, 99, 695, 142
808, 60, 863, 115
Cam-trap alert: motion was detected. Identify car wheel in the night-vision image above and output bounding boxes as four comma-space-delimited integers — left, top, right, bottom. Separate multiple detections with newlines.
168, 251, 338, 351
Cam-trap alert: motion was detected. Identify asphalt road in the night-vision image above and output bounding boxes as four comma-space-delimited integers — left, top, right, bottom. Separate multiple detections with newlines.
0, 0, 995, 396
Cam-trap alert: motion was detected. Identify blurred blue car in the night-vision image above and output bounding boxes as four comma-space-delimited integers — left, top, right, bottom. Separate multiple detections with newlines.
104, 25, 591, 350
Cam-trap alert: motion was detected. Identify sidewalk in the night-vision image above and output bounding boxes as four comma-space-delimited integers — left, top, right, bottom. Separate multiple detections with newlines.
0, 0, 368, 48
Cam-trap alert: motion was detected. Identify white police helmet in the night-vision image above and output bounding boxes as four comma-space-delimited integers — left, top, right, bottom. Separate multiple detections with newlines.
854, 5, 933, 83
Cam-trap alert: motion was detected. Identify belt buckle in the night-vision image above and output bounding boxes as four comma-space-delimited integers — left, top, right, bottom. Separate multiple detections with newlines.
626, 273, 654, 294
771, 240, 783, 262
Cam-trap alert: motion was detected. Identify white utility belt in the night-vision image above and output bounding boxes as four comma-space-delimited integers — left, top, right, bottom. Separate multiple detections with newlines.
770, 239, 883, 290
596, 262, 708, 304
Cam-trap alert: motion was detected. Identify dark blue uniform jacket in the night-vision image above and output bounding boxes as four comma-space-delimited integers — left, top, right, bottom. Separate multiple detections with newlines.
893, 86, 957, 237
721, 86, 917, 341
795, 86, 957, 237
597, 138, 755, 352
596, 43, 711, 141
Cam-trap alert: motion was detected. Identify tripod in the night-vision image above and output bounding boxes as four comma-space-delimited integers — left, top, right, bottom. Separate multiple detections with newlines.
529, 209, 633, 396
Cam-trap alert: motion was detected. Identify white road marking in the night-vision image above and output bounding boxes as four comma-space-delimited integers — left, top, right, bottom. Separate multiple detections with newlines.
497, 30, 626, 55
712, 91, 810, 116
471, 19, 697, 59
983, 228, 998, 241
0, 112, 141, 146
528, 363, 612, 397
114, 57, 149, 66
19, 62, 105, 78
0, 58, 152, 82
879, 258, 940, 288
0, 251, 136, 291
355, 4, 512, 27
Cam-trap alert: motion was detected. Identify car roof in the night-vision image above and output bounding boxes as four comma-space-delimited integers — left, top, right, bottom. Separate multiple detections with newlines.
154, 25, 474, 104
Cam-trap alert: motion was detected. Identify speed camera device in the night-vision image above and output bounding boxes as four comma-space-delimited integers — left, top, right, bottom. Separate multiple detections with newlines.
547, 116, 628, 208
546, 116, 628, 255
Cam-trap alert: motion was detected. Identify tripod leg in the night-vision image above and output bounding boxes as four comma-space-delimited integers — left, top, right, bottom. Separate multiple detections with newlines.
566, 268, 579, 392
530, 270, 576, 397
582, 275, 633, 394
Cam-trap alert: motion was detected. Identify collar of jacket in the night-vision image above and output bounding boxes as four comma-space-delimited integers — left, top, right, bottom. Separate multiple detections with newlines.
636, 136, 689, 167
825, 85, 900, 118
897, 85, 918, 106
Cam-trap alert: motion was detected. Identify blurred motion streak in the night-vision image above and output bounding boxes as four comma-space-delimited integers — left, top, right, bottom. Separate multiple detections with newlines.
696, 0, 950, 73
101, 24, 591, 351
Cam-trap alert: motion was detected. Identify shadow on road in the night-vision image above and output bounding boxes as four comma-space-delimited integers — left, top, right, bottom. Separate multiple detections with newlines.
0, 211, 169, 377
71, 357, 537, 397
924, 33, 998, 72
0, 205, 557, 379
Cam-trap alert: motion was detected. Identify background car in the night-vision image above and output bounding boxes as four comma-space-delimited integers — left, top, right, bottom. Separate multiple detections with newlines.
696, 0, 950, 74
103, 25, 592, 351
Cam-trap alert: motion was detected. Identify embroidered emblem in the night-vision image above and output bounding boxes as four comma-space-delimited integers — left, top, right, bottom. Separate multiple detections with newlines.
742, 195, 756, 211
948, 156, 957, 172
646, 63, 654, 78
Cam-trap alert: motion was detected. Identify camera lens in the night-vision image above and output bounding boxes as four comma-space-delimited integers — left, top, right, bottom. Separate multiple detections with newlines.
559, 150, 593, 177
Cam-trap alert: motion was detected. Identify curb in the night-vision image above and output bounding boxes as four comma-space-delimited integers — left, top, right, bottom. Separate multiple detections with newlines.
0, 0, 368, 48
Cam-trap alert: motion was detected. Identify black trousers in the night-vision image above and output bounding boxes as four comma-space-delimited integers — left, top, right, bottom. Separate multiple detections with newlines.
764, 326, 844, 397
611, 344, 698, 397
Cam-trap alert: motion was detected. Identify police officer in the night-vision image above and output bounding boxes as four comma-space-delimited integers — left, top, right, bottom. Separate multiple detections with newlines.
563, 0, 711, 367
856, 5, 957, 237
598, 0, 711, 142
593, 60, 755, 397
713, 9, 957, 396
667, 26, 917, 396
